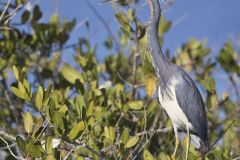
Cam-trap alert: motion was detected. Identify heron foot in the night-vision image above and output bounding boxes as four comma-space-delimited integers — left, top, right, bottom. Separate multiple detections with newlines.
185, 128, 190, 160
170, 154, 176, 160
171, 137, 179, 159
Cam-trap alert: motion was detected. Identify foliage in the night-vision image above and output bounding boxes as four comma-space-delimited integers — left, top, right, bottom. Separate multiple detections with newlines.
0, 1, 240, 160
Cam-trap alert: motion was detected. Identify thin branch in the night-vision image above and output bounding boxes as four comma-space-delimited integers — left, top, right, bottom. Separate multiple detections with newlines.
0, 0, 11, 22
205, 119, 237, 155
0, 136, 20, 159
117, 72, 144, 88
63, 148, 74, 160
84, 0, 121, 52
229, 75, 240, 104
3, 3, 23, 25
35, 120, 49, 142
132, 48, 138, 98
233, 156, 240, 160
181, 61, 196, 67
64, 140, 104, 159
131, 17, 141, 98
136, 127, 171, 136
0, 26, 13, 30
0, 2, 16, 9
0, 130, 16, 141
51, 42, 79, 53
143, 101, 148, 140
132, 133, 154, 160
0, 142, 16, 150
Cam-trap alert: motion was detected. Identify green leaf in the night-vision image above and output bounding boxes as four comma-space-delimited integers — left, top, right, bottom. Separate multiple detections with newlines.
124, 136, 139, 148
46, 136, 53, 155
45, 155, 55, 160
104, 36, 113, 49
68, 121, 85, 140
19, 67, 26, 82
121, 128, 129, 145
75, 95, 86, 117
22, 10, 30, 24
127, 101, 143, 110
50, 14, 59, 24
22, 112, 33, 134
16, 136, 26, 153
16, 0, 26, 5
159, 152, 171, 160
217, 42, 240, 74
200, 77, 216, 92
33, 5, 42, 21
127, 8, 135, 21
61, 64, 84, 84
43, 84, 52, 109
26, 141, 44, 158
18, 82, 26, 94
145, 75, 157, 97
115, 12, 129, 28
109, 127, 115, 143
35, 86, 44, 111
52, 112, 64, 131
104, 126, 109, 139
18, 82, 30, 101
11, 87, 25, 99
32, 117, 43, 138
59, 105, 68, 114
23, 79, 31, 95
104, 126, 115, 144
143, 149, 154, 160
12, 65, 19, 80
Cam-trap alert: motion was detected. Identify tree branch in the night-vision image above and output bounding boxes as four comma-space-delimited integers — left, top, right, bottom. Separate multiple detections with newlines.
84, 0, 121, 52
0, 136, 21, 159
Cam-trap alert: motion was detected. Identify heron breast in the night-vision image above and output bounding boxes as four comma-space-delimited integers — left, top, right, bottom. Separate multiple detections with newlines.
158, 78, 192, 129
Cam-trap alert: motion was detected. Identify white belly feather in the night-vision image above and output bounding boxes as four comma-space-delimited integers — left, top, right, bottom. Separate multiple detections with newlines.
158, 78, 192, 130
158, 78, 201, 148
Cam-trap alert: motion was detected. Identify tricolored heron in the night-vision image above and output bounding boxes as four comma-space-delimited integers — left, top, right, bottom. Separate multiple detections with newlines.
146, 0, 209, 159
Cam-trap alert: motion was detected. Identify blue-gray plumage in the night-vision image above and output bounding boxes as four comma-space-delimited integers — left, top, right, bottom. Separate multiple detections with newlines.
146, 0, 209, 159
175, 69, 208, 143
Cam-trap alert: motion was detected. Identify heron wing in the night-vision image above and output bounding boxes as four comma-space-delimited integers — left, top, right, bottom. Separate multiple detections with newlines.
175, 68, 208, 142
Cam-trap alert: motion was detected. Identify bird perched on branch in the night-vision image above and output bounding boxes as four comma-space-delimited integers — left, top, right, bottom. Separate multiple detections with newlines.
146, 0, 209, 159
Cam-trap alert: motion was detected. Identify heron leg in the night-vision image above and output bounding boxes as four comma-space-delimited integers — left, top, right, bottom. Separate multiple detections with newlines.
173, 126, 179, 158
185, 126, 190, 160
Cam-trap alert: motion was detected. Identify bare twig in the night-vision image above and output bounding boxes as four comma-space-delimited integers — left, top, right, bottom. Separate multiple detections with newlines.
63, 148, 74, 160
2, 2, 23, 24
84, 0, 121, 52
132, 47, 138, 98
0, 0, 11, 22
0, 136, 21, 159
143, 101, 148, 140
210, 96, 229, 112
0, 0, 31, 30
35, 120, 49, 142
0, 142, 16, 150
136, 127, 171, 136
64, 140, 104, 159
233, 156, 240, 160
0, 26, 13, 30
117, 72, 144, 88
132, 133, 154, 160
181, 61, 196, 67
229, 75, 240, 104
205, 119, 237, 155
0, 130, 16, 141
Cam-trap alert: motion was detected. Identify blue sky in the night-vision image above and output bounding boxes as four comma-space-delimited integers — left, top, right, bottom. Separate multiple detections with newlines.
38, 0, 240, 53
36, 0, 240, 97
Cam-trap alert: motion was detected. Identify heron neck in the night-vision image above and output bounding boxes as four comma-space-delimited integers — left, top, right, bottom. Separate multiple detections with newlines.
147, 0, 170, 77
